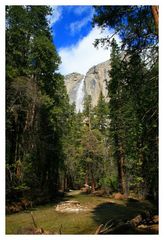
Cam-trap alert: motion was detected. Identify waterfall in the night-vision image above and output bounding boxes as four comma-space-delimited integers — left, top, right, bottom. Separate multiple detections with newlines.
75, 77, 85, 112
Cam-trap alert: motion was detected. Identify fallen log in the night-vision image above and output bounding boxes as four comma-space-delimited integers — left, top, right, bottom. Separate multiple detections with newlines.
95, 224, 104, 234
130, 214, 143, 227
95, 212, 158, 234
95, 221, 132, 234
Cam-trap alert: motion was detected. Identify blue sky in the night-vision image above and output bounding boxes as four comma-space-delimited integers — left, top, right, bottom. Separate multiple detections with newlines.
50, 6, 94, 49
48, 6, 119, 75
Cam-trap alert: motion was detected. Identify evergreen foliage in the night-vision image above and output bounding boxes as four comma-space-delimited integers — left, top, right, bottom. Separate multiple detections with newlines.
93, 6, 158, 51
6, 6, 70, 202
93, 6, 158, 200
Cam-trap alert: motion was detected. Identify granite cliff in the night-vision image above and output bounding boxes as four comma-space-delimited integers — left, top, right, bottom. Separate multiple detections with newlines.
64, 60, 111, 112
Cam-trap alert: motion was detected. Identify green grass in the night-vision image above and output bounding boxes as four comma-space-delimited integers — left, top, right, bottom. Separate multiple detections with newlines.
6, 192, 156, 234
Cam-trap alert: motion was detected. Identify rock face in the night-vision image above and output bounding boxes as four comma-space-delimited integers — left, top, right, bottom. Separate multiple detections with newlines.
84, 60, 110, 107
64, 72, 85, 112
64, 60, 111, 112
64, 73, 84, 101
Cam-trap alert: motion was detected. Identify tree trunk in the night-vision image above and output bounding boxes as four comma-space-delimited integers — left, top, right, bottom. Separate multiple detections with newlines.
151, 6, 159, 36
85, 175, 88, 185
117, 156, 126, 194
60, 173, 65, 192
119, 145, 126, 194
115, 136, 126, 194
91, 169, 96, 192
64, 175, 68, 191
85, 170, 89, 185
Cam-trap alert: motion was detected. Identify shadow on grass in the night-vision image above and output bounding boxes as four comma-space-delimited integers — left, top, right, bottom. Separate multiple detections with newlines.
91, 198, 157, 234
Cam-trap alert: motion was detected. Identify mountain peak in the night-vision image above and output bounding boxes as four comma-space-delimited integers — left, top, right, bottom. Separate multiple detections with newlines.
64, 60, 111, 111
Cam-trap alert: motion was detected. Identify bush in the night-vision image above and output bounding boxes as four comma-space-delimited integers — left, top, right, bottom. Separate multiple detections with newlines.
99, 175, 118, 192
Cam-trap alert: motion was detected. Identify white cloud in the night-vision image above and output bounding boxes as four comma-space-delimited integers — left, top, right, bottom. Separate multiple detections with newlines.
59, 27, 120, 75
69, 13, 92, 35
47, 6, 62, 27
63, 6, 92, 16
73, 6, 93, 16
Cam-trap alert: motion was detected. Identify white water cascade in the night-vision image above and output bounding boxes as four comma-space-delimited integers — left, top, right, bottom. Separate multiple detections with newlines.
75, 77, 85, 112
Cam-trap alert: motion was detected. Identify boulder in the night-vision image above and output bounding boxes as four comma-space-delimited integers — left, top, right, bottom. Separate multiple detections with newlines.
113, 192, 126, 200
92, 189, 106, 197
55, 200, 88, 213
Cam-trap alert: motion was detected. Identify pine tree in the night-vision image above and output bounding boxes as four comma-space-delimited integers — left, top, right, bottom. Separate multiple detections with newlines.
62, 107, 84, 190
93, 6, 158, 51
124, 51, 158, 199
108, 39, 127, 194
6, 6, 70, 202
92, 6, 158, 200
93, 92, 109, 135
